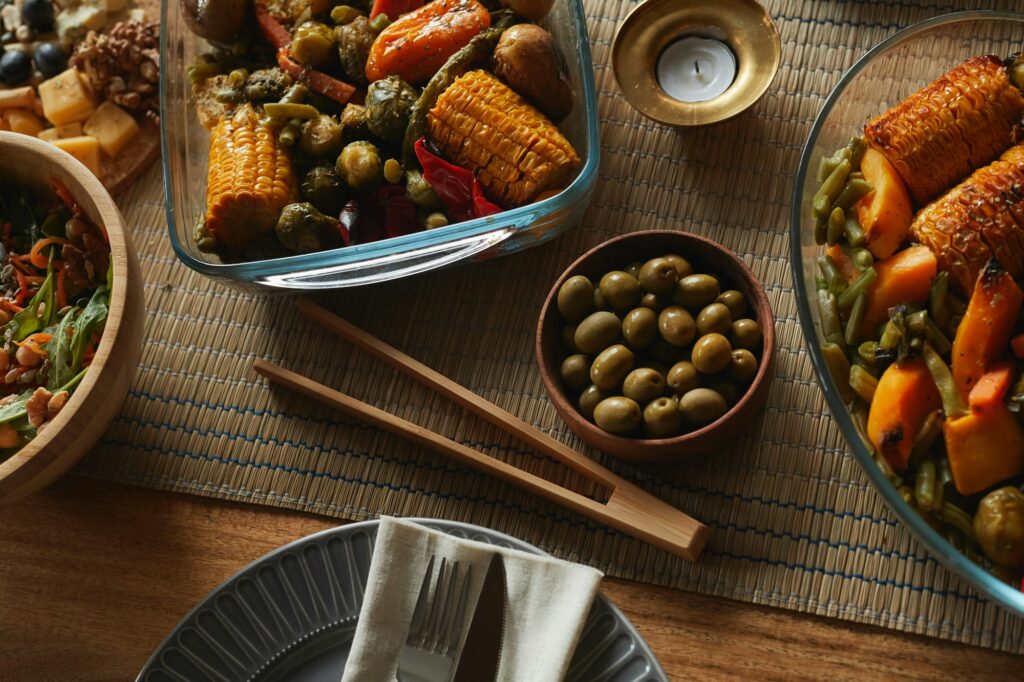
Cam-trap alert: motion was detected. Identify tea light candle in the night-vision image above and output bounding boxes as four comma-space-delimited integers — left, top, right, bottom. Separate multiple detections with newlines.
657, 37, 737, 103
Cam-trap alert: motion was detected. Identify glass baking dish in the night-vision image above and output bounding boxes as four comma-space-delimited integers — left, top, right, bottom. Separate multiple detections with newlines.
159, 0, 599, 290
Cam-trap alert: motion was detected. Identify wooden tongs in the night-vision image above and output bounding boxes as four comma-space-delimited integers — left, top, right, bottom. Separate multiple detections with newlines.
253, 298, 709, 561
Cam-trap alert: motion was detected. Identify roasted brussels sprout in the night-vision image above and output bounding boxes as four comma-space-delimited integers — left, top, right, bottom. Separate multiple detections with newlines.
339, 102, 371, 140
300, 115, 344, 157
336, 140, 381, 190
405, 169, 443, 208
291, 21, 335, 68
365, 75, 418, 141
244, 68, 291, 102
974, 487, 1024, 568
275, 202, 342, 253
336, 16, 375, 86
301, 165, 347, 215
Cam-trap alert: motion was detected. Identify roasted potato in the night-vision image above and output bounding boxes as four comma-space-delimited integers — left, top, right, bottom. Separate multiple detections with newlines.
493, 24, 572, 122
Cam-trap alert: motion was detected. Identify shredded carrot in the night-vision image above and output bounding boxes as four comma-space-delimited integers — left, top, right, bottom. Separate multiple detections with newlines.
29, 237, 69, 270
50, 178, 78, 214
13, 269, 29, 306
56, 268, 67, 310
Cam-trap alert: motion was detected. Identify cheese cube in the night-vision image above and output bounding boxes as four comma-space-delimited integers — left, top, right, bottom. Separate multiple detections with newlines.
100, 0, 127, 12
55, 5, 106, 43
4, 108, 43, 136
38, 128, 60, 142
83, 101, 138, 157
0, 86, 36, 111
41, 122, 84, 140
38, 69, 96, 126
51, 136, 102, 176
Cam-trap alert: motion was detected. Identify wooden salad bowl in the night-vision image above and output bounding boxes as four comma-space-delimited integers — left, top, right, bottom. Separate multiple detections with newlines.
0, 132, 144, 504
536, 230, 776, 464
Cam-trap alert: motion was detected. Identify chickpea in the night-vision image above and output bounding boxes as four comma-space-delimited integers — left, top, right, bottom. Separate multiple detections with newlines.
15, 344, 41, 367
383, 158, 404, 184
0, 423, 18, 449
0, 348, 9, 372
424, 212, 449, 230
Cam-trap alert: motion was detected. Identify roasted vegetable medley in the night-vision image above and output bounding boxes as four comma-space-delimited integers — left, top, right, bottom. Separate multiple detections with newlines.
811, 54, 1024, 583
186, 0, 580, 261
0, 178, 111, 460
555, 255, 763, 439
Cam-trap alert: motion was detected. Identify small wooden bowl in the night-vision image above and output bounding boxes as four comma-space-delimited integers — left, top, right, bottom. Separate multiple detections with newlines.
0, 132, 145, 504
536, 230, 776, 464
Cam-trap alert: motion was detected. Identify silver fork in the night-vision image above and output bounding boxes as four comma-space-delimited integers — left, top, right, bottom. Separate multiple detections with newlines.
397, 556, 472, 682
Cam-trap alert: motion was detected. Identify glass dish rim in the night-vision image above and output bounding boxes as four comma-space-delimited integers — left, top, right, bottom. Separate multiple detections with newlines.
789, 9, 1024, 616
158, 0, 602, 281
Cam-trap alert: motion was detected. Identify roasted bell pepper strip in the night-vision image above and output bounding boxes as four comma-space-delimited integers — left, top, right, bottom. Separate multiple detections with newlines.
968, 361, 1015, 414
1012, 333, 1024, 359
414, 138, 500, 222
254, 1, 292, 50
277, 49, 359, 105
370, 0, 423, 19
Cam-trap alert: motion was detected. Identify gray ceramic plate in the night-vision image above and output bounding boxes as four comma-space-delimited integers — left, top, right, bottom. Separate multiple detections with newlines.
137, 519, 668, 681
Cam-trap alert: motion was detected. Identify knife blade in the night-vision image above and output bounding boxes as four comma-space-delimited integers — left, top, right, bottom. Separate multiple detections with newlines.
451, 553, 506, 682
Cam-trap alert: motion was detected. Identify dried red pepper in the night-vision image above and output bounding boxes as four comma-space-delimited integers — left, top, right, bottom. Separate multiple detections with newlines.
413, 138, 500, 222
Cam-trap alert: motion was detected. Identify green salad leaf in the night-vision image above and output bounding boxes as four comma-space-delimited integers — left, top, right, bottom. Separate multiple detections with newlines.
69, 285, 109, 372
7, 264, 57, 342
45, 309, 78, 392
0, 389, 33, 425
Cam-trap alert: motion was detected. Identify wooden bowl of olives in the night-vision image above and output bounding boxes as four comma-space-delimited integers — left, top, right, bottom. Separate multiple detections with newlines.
536, 230, 776, 463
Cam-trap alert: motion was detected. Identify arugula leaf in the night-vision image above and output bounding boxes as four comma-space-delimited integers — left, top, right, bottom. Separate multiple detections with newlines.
8, 264, 57, 342
45, 309, 77, 391
69, 286, 108, 372
0, 389, 33, 425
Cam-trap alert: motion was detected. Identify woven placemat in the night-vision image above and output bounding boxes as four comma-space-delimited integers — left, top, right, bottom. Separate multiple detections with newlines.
79, 0, 1024, 654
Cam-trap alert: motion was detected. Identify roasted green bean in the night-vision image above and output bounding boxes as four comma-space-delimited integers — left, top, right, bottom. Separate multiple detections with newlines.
815, 159, 852, 207
940, 502, 975, 541
816, 147, 851, 182
816, 255, 846, 296
857, 341, 878, 366
929, 271, 950, 330
264, 102, 321, 119
827, 207, 846, 244
844, 215, 865, 246
822, 341, 856, 403
922, 342, 967, 419
818, 289, 843, 343
845, 293, 868, 346
851, 247, 874, 269
847, 136, 867, 168
834, 178, 874, 210
878, 320, 901, 350
849, 363, 878, 402
837, 266, 877, 309
907, 410, 942, 471
914, 460, 937, 511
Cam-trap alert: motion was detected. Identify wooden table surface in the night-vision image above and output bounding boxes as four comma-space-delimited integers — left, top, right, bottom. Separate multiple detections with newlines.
1, 474, 1021, 681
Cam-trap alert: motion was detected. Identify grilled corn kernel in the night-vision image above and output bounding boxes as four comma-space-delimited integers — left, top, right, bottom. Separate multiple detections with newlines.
427, 69, 579, 206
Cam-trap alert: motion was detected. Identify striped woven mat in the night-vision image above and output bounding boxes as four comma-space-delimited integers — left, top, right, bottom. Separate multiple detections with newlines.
79, 0, 1024, 654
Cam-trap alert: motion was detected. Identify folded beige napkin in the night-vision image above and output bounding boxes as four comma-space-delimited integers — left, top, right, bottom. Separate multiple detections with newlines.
342, 517, 603, 682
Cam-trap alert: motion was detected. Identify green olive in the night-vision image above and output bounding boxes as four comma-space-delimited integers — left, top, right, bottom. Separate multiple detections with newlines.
666, 361, 699, 395
594, 396, 642, 434
675, 273, 721, 310
622, 368, 666, 405
643, 396, 682, 438
650, 337, 683, 365
638, 257, 679, 295
692, 333, 733, 374
696, 302, 732, 336
974, 486, 1024, 567
731, 318, 763, 351
663, 253, 693, 279
624, 261, 642, 279
658, 306, 696, 347
729, 348, 758, 385
557, 275, 595, 322
717, 289, 747, 319
640, 292, 670, 311
578, 384, 608, 420
593, 287, 608, 310
590, 344, 634, 391
560, 354, 591, 391
574, 311, 620, 355
622, 307, 657, 350
678, 388, 728, 427
641, 361, 669, 380
599, 271, 642, 310
703, 376, 740, 406
563, 325, 578, 353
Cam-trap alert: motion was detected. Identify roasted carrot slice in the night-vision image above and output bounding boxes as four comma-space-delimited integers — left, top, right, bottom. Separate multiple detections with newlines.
867, 358, 942, 472
856, 147, 913, 260
944, 403, 1024, 494
861, 245, 936, 336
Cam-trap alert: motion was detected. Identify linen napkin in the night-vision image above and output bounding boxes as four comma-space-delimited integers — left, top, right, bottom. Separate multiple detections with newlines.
342, 517, 603, 682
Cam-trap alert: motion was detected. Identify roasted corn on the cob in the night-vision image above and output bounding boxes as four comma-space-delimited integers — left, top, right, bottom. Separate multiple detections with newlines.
910, 141, 1024, 293
864, 55, 1024, 205
205, 103, 298, 249
427, 69, 579, 206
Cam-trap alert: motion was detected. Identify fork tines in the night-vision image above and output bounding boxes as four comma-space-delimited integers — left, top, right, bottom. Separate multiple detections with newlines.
407, 555, 473, 657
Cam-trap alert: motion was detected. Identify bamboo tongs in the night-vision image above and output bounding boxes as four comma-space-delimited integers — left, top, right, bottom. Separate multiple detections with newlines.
253, 298, 709, 562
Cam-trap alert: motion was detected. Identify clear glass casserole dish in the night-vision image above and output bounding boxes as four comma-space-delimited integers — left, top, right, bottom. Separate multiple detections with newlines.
791, 11, 1024, 616
159, 0, 599, 290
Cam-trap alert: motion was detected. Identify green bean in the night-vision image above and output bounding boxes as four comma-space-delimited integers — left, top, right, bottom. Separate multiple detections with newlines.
922, 342, 967, 419
816, 147, 850, 182
264, 102, 321, 119
815, 277, 828, 291
816, 255, 846, 296
279, 83, 310, 104
330, 5, 361, 23
369, 12, 390, 31
907, 409, 942, 470
814, 216, 828, 246
822, 342, 857, 403
878, 320, 901, 350
817, 289, 842, 342
906, 309, 928, 335
187, 61, 223, 84
940, 502, 976, 541
196, 236, 218, 252
857, 341, 878, 366
812, 193, 832, 222
852, 403, 871, 445
834, 178, 874, 210
929, 271, 950, 329
815, 159, 852, 207
873, 449, 902, 487
844, 215, 865, 246
914, 460, 937, 511
827, 207, 846, 244
214, 88, 243, 104
907, 311, 952, 355
932, 466, 945, 510
898, 484, 914, 506
945, 527, 965, 552
228, 68, 248, 87
837, 266, 877, 310
847, 135, 867, 168
849, 363, 878, 402
851, 247, 874, 269
279, 122, 301, 147
844, 293, 868, 346
848, 171, 864, 181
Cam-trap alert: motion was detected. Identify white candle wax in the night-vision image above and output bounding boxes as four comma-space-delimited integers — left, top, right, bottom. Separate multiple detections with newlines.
656, 37, 737, 103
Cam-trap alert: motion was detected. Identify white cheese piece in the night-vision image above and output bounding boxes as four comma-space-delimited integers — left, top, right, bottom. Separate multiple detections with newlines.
55, 5, 107, 43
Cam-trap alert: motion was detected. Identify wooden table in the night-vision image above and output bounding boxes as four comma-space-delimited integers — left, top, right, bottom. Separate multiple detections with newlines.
1, 474, 1020, 680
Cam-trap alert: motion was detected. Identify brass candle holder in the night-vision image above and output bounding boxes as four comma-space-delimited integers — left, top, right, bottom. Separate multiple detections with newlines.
612, 0, 781, 127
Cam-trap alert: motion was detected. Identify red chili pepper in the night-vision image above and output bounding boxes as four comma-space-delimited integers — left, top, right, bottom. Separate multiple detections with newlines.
370, 0, 423, 19
276, 49, 359, 105
254, 1, 293, 50
413, 138, 501, 223
49, 178, 79, 215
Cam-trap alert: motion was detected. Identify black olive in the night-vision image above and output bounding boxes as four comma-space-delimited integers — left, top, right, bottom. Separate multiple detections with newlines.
21, 0, 55, 32
33, 42, 67, 79
0, 50, 32, 86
